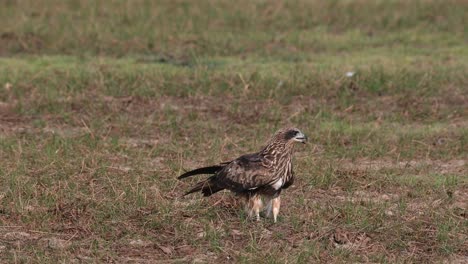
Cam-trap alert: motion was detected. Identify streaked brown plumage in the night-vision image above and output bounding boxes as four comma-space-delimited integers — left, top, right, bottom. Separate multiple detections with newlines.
178, 128, 307, 222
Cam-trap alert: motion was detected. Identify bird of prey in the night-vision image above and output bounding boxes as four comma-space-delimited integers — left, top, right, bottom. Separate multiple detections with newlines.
178, 128, 307, 222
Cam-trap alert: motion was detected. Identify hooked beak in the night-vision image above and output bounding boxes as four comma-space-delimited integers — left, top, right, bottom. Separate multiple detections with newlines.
294, 132, 308, 144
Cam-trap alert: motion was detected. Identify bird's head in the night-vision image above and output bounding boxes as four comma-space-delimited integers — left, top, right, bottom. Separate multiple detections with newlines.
268, 127, 307, 146
261, 127, 307, 156
282, 127, 308, 144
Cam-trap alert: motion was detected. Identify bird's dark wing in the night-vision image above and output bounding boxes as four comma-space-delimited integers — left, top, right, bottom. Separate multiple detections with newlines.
178, 165, 224, 180
214, 153, 275, 192
178, 161, 231, 180
179, 154, 274, 196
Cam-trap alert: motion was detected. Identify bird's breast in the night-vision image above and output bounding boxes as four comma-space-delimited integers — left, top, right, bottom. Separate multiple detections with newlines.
271, 178, 284, 190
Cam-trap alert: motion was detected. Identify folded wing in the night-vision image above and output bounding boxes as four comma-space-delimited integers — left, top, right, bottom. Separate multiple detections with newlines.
181, 153, 275, 196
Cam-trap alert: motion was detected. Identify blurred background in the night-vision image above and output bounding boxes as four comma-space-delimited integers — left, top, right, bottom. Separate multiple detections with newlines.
0, 1, 466, 262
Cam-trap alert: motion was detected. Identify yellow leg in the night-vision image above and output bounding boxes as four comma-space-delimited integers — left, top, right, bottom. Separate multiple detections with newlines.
247, 194, 262, 221
272, 196, 280, 223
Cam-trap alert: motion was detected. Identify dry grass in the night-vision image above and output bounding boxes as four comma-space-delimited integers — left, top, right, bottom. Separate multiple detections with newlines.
0, 0, 467, 263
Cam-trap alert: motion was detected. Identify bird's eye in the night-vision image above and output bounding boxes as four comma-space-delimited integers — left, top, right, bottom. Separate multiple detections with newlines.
285, 130, 299, 140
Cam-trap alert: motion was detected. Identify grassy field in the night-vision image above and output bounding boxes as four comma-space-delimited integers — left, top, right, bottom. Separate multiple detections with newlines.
0, 0, 467, 263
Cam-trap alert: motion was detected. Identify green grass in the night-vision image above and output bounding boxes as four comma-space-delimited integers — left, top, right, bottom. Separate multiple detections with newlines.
0, 0, 467, 263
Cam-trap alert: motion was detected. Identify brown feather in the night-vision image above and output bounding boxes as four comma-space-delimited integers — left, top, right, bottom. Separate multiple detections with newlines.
179, 128, 304, 198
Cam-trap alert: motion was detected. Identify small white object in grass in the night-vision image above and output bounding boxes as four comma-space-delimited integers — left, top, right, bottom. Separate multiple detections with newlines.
129, 239, 151, 247
4, 82, 12, 91
4, 232, 31, 240
346, 72, 355, 77
277, 81, 284, 88
46, 238, 71, 249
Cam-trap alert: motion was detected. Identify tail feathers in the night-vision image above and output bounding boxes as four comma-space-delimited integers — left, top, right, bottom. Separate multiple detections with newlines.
184, 178, 224, 197
178, 165, 223, 180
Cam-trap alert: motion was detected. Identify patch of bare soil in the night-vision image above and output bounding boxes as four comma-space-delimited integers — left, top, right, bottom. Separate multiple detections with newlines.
0, 104, 87, 138
100, 95, 283, 125
449, 189, 468, 219
119, 138, 161, 148
304, 187, 400, 204
340, 158, 466, 176
329, 229, 378, 253
0, 227, 76, 256
341, 191, 399, 204
2, 231, 37, 241
38, 237, 72, 249
443, 255, 468, 264
0, 32, 44, 54
0, 123, 88, 138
